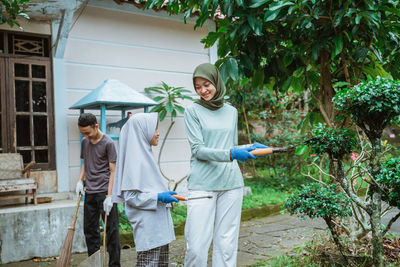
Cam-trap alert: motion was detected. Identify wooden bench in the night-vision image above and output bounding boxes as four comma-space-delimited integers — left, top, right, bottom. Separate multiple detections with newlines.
0, 153, 37, 205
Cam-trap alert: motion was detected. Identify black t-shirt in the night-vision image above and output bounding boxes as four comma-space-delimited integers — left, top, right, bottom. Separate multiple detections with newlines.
80, 134, 117, 193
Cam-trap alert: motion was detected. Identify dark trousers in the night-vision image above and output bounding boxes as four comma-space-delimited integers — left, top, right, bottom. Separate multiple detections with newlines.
84, 192, 121, 267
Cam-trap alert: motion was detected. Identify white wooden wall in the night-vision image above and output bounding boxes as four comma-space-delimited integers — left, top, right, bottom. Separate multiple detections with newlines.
65, 4, 212, 192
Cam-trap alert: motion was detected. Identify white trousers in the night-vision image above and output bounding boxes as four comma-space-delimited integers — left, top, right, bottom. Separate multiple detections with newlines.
184, 187, 243, 267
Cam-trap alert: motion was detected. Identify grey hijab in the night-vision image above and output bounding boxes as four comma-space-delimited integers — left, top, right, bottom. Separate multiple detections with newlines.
112, 113, 168, 203
193, 63, 226, 110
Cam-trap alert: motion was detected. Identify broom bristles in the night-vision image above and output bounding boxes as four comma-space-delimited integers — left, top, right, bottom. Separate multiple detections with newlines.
57, 228, 75, 267
57, 194, 81, 267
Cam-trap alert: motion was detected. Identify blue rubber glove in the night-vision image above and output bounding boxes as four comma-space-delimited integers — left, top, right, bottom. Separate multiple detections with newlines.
230, 147, 256, 162
157, 191, 179, 203
252, 142, 270, 149
252, 142, 270, 158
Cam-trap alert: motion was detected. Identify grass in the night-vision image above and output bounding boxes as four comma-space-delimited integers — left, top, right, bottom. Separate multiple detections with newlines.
252, 248, 400, 267
242, 180, 288, 210
251, 254, 321, 267
252, 232, 400, 267
170, 176, 290, 236
170, 178, 289, 225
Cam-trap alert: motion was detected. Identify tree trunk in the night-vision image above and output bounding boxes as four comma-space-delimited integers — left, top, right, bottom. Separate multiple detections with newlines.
158, 118, 175, 186
319, 50, 336, 124
370, 187, 384, 267
369, 137, 385, 267
241, 102, 256, 176
304, 89, 309, 113
325, 217, 351, 266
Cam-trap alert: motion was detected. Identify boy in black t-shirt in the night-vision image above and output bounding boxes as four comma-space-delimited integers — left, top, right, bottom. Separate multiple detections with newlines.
76, 113, 120, 267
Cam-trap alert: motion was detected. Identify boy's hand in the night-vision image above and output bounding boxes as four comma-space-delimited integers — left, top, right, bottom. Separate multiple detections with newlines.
76, 181, 84, 197
103, 196, 113, 215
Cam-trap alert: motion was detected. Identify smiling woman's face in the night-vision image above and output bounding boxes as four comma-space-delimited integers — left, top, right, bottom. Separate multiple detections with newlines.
194, 77, 216, 102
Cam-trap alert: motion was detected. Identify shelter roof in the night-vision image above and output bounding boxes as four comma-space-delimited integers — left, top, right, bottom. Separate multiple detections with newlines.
70, 79, 157, 110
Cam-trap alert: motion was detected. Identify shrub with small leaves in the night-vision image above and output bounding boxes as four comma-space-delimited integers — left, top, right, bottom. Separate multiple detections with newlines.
376, 157, 400, 209
306, 123, 357, 160
284, 182, 352, 220
334, 77, 400, 139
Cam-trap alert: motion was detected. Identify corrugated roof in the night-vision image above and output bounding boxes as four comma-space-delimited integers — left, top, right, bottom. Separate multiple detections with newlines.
70, 79, 157, 110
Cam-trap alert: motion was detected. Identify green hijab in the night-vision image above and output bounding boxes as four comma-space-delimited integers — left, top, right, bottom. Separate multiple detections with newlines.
193, 63, 226, 110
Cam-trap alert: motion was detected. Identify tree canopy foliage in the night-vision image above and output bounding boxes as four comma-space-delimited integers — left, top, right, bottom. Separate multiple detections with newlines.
0, 0, 30, 27
143, 0, 400, 127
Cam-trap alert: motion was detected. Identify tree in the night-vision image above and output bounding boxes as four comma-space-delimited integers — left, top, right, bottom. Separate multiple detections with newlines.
145, 82, 194, 190
332, 77, 400, 266
285, 182, 352, 265
142, 0, 400, 129
296, 77, 400, 266
0, 0, 30, 27
139, 2, 400, 264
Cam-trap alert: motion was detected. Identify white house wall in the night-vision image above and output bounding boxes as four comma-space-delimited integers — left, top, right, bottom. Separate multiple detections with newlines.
65, 4, 212, 192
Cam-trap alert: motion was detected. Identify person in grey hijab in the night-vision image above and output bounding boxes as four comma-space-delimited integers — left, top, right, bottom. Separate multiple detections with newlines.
112, 112, 178, 266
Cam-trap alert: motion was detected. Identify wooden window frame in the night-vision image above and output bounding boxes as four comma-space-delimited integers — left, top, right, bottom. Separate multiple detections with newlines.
0, 31, 55, 170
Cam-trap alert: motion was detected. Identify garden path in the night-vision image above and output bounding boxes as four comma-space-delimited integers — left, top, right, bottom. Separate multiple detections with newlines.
3, 213, 326, 267
5, 209, 400, 266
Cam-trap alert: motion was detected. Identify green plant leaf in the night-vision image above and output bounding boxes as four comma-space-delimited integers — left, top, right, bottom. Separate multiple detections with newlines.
252, 69, 264, 89
165, 101, 174, 113
356, 13, 362, 24
268, 1, 294, 11
249, 0, 269, 8
295, 144, 309, 155
332, 34, 343, 58
152, 96, 164, 102
159, 109, 167, 121
264, 9, 280, 21
220, 57, 239, 82
236, 0, 244, 6
174, 104, 185, 114
333, 81, 350, 88
283, 53, 293, 67
247, 15, 263, 35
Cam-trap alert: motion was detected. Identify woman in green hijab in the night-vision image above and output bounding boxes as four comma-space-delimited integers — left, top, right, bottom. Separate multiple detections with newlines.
183, 63, 267, 267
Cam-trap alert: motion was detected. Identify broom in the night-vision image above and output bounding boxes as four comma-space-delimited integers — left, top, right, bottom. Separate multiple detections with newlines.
57, 193, 82, 267
103, 215, 107, 267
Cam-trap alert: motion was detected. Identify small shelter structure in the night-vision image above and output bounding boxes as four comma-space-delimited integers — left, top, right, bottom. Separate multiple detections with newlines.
69, 79, 157, 139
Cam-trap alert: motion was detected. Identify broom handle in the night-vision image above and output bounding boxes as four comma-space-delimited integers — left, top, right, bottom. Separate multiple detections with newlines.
75, 194, 82, 217
69, 194, 82, 230
103, 214, 107, 267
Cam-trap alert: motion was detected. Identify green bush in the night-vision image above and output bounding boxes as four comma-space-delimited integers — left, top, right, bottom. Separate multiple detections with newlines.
306, 123, 357, 160
376, 157, 400, 209
284, 183, 352, 220
171, 204, 187, 225
334, 77, 400, 139
117, 204, 133, 233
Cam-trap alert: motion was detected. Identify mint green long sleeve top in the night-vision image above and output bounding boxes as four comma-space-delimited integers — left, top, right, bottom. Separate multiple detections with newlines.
184, 103, 244, 191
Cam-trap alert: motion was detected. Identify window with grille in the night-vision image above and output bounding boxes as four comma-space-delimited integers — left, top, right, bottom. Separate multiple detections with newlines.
0, 31, 55, 170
